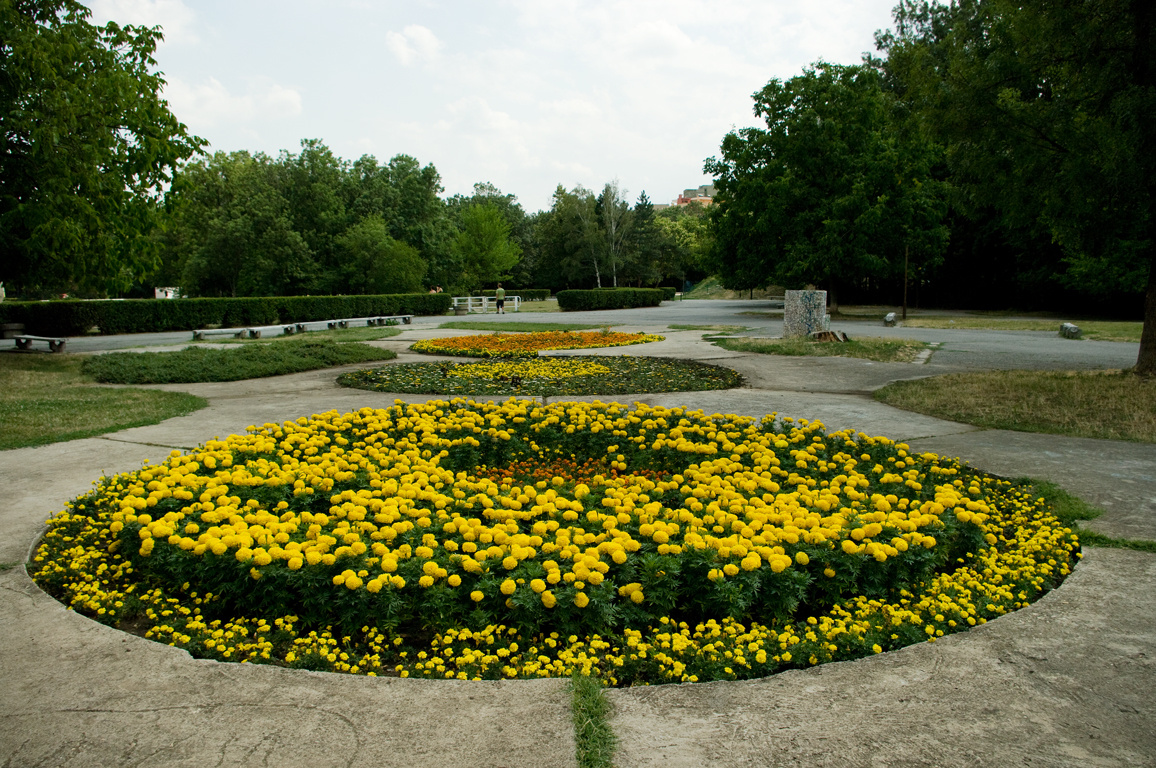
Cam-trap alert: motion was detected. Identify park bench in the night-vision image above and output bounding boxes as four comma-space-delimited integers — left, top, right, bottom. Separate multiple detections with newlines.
192, 315, 413, 340
12, 335, 67, 353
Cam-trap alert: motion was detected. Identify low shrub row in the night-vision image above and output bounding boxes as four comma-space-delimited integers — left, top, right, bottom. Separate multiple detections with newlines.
660, 286, 678, 301
555, 289, 665, 311
0, 294, 452, 336
480, 289, 551, 301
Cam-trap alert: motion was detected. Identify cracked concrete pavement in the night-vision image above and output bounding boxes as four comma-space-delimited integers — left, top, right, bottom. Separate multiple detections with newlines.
2, 302, 1153, 767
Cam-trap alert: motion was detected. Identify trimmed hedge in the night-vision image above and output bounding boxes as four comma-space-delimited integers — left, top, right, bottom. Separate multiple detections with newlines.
555, 288, 665, 311
660, 286, 678, 300
0, 294, 452, 337
480, 289, 551, 301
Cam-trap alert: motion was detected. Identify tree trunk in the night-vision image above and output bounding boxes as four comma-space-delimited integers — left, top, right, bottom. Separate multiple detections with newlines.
1137, 250, 1156, 376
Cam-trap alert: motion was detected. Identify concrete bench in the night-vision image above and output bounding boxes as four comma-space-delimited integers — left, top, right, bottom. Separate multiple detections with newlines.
13, 335, 67, 353
193, 315, 414, 340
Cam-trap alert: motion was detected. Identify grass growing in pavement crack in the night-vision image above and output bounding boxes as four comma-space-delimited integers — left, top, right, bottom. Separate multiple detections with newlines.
571, 673, 616, 768
1023, 479, 1156, 553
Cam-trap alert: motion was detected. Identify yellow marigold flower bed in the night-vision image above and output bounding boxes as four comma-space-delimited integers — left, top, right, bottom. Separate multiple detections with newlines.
31, 400, 1079, 685
410, 330, 664, 358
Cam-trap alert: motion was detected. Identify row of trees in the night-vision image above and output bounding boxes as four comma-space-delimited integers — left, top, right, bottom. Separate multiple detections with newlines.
706, 0, 1154, 371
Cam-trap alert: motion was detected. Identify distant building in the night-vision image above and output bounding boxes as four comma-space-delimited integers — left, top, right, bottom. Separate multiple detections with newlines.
672, 184, 716, 207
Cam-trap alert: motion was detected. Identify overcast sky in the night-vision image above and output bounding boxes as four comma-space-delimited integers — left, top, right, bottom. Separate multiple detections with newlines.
89, 0, 898, 213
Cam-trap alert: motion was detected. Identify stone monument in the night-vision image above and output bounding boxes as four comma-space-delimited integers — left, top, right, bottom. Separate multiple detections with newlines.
783, 290, 830, 337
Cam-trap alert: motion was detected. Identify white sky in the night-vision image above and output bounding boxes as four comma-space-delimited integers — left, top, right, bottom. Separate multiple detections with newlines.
89, 0, 898, 213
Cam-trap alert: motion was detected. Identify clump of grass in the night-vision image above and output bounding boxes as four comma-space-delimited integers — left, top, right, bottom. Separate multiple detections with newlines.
682, 275, 783, 300
1017, 479, 1156, 553
0, 353, 206, 450
82, 338, 396, 384
669, 324, 748, 332
716, 336, 927, 363
901, 317, 1142, 342
201, 327, 403, 344
875, 369, 1156, 442
570, 673, 616, 768
438, 321, 608, 332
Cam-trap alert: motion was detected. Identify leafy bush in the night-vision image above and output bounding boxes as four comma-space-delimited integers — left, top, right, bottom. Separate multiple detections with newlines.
660, 287, 678, 300
81, 339, 396, 383
0, 293, 452, 336
555, 289, 665, 311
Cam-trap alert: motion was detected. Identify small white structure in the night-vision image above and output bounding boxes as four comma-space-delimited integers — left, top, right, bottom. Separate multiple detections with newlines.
154, 287, 180, 299
452, 296, 521, 314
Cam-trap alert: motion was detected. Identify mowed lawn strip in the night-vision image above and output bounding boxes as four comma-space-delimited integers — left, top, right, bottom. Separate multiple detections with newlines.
0, 353, 206, 450
900, 317, 1142, 342
875, 369, 1156, 443
438, 321, 611, 332
197, 327, 403, 344
82, 338, 397, 384
715, 336, 927, 363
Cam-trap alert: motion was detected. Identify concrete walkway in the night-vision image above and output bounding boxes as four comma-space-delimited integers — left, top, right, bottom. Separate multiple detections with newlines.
2, 312, 1154, 767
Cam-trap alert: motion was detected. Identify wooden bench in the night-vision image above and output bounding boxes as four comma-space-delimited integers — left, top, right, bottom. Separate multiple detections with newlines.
13, 335, 67, 353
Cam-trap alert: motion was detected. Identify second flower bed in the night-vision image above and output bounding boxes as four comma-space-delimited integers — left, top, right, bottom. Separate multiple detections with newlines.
411, 329, 665, 358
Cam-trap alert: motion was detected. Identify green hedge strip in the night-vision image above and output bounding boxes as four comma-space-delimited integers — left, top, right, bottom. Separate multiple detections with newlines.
555, 289, 665, 311
0, 294, 452, 336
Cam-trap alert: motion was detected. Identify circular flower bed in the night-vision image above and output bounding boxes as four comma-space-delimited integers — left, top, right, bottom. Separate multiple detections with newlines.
32, 400, 1079, 684
337, 356, 743, 396
411, 330, 664, 358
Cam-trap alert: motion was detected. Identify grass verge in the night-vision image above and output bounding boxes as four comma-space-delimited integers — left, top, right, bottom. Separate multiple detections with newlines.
716, 336, 927, 363
875, 369, 1156, 442
571, 673, 616, 768
82, 338, 397, 384
198, 327, 403, 344
900, 317, 1141, 342
0, 352, 206, 450
683, 275, 783, 300
438, 321, 610, 332
669, 324, 748, 333
1021, 479, 1156, 553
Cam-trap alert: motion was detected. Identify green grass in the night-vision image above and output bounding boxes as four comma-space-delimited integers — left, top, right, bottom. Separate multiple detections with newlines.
338, 355, 744, 397
198, 327, 403, 344
82, 338, 397, 384
1020, 479, 1156, 553
716, 335, 928, 363
901, 316, 1142, 342
668, 324, 748, 333
438, 321, 612, 332
0, 352, 207, 450
570, 673, 616, 768
875, 369, 1156, 442
683, 275, 784, 300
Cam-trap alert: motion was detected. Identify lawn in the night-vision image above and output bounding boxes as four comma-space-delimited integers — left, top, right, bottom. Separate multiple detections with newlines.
875, 369, 1156, 442
715, 335, 928, 363
438, 321, 612, 332
0, 352, 206, 450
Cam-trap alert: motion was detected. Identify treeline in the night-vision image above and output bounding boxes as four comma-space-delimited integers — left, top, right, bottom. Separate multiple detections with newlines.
706, 0, 1153, 321
151, 141, 708, 299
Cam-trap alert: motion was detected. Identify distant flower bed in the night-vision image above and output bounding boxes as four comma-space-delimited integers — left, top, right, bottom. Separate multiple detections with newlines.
31, 400, 1079, 685
410, 330, 665, 358
337, 356, 743, 396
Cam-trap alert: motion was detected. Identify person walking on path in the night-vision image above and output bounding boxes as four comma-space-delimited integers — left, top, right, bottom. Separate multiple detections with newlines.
495, 283, 506, 314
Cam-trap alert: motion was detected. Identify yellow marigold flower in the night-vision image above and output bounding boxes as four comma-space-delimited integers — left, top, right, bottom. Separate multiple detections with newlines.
574, 592, 590, 608
530, 579, 546, 593
448, 575, 462, 587
541, 590, 557, 608
795, 551, 810, 565
418, 575, 435, 588
502, 556, 518, 570
470, 590, 485, 602
500, 579, 517, 595
723, 563, 740, 577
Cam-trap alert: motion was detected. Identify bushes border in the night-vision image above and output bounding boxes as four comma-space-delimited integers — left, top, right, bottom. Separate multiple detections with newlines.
0, 293, 452, 336
555, 289, 665, 311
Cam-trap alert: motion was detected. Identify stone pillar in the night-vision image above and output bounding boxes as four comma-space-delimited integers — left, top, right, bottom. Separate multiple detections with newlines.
783, 290, 830, 337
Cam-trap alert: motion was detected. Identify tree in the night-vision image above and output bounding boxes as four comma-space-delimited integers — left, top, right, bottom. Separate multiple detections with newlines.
879, 0, 1156, 374
0, 0, 204, 296
451, 203, 522, 293
335, 215, 425, 295
703, 62, 949, 307
535, 185, 602, 289
595, 181, 633, 287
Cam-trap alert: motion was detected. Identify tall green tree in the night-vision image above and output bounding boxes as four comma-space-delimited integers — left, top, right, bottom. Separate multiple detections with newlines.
535, 185, 602, 289
451, 203, 522, 293
595, 181, 633, 287
704, 62, 949, 306
334, 215, 425, 295
0, 0, 204, 296
879, 0, 1156, 374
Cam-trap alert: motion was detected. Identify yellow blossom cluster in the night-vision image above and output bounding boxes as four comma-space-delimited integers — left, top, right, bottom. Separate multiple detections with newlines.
448, 358, 612, 380
30, 399, 1079, 685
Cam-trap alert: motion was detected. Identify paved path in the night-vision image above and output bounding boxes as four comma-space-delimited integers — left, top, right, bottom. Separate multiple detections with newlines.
1, 306, 1153, 767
